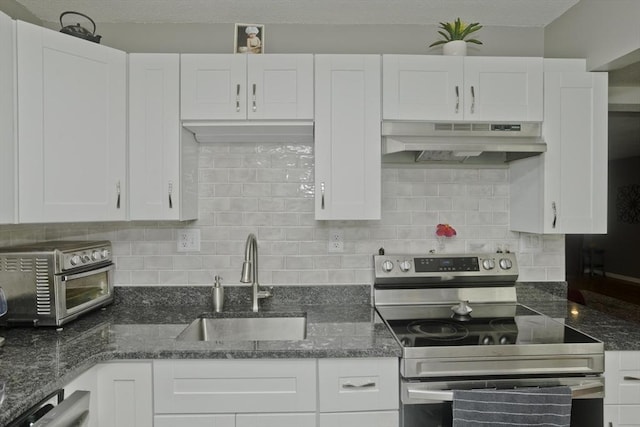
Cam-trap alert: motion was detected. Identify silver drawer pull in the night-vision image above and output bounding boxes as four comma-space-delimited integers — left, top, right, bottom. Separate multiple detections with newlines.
342, 381, 376, 389
623, 376, 640, 381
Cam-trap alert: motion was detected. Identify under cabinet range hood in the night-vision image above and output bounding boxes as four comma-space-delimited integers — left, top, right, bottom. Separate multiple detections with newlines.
381, 121, 546, 165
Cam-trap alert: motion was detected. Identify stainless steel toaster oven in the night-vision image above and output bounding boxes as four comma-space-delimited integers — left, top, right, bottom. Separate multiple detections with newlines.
0, 240, 114, 326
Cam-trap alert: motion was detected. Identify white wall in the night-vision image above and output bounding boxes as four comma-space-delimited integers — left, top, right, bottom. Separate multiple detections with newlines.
0, 141, 564, 286
544, 0, 640, 71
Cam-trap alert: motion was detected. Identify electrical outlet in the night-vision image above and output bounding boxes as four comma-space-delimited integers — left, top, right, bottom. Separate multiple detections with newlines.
519, 233, 542, 253
177, 228, 201, 252
328, 228, 344, 253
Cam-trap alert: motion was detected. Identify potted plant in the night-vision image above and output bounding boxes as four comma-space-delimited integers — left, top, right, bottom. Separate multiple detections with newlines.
429, 18, 482, 55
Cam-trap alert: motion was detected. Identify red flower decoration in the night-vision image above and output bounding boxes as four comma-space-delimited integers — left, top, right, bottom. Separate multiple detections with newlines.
436, 223, 457, 237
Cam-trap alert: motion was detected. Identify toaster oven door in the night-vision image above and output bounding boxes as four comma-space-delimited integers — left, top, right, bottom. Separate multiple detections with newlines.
58, 263, 115, 319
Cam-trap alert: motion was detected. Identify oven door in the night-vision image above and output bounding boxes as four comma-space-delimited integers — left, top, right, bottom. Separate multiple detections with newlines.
401, 376, 604, 427
56, 263, 115, 321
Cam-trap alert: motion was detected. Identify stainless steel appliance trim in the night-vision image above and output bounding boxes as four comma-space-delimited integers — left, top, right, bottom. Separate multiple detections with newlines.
402, 377, 604, 404
401, 351, 604, 378
374, 287, 518, 306
32, 390, 90, 427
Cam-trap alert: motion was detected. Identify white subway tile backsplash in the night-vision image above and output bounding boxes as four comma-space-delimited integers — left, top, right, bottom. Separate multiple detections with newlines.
0, 142, 565, 286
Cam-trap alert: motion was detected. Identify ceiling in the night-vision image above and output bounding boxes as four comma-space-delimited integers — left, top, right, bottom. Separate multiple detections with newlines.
15, 0, 580, 26
12, 0, 639, 159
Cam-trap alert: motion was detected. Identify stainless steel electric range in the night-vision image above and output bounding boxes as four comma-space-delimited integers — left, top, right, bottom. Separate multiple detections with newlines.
373, 252, 605, 427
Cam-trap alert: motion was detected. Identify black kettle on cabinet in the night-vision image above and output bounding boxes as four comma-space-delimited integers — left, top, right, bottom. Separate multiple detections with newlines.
59, 11, 102, 44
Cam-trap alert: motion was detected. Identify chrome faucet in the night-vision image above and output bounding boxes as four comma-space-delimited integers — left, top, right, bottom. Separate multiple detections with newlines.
240, 233, 272, 312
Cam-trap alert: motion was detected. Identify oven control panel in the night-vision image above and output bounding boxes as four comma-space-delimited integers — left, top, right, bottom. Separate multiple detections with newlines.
374, 253, 518, 284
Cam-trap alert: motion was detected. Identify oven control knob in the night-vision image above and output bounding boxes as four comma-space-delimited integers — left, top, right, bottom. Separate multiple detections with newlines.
91, 250, 101, 261
499, 258, 513, 270
101, 248, 110, 259
481, 336, 494, 345
81, 254, 91, 263
399, 260, 412, 272
382, 260, 394, 272
499, 336, 510, 345
482, 259, 495, 270
70, 255, 81, 266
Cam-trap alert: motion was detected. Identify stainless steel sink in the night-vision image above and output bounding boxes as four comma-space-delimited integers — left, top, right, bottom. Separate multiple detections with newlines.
175, 312, 307, 341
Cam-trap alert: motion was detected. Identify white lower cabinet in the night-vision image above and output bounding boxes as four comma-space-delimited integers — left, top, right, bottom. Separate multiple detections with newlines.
153, 357, 399, 426
318, 358, 399, 427
62, 361, 153, 427
605, 351, 640, 427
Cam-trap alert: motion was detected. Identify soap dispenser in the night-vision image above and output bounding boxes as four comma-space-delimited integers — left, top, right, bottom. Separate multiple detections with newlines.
212, 275, 224, 313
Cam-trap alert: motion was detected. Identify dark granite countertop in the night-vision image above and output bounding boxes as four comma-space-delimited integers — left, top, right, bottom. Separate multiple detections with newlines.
2, 282, 639, 426
517, 282, 640, 351
0, 285, 400, 427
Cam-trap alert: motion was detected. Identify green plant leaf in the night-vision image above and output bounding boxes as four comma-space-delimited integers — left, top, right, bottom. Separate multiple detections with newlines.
429, 40, 448, 47
466, 39, 483, 45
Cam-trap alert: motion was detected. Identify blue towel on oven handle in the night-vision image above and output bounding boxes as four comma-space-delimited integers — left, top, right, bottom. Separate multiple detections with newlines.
452, 386, 572, 427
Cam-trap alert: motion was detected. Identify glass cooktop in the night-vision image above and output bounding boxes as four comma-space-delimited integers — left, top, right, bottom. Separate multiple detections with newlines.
378, 303, 600, 348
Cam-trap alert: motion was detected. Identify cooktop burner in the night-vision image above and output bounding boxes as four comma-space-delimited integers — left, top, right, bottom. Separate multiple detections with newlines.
407, 320, 470, 341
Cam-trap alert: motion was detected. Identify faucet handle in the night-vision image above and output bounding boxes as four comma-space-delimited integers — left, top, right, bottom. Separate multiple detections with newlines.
214, 275, 223, 287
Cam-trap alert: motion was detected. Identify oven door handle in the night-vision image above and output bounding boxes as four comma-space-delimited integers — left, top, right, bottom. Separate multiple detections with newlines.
61, 263, 114, 282
406, 381, 604, 402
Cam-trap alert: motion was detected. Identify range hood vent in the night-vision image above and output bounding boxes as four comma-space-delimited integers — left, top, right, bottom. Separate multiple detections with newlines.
382, 121, 546, 165
182, 120, 314, 143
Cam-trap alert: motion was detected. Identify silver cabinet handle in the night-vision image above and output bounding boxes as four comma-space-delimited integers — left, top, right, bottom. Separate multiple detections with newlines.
236, 83, 241, 112
116, 181, 121, 209
320, 182, 325, 209
252, 83, 257, 112
168, 182, 173, 209
342, 381, 376, 389
552, 201, 557, 229
623, 376, 640, 381
470, 85, 476, 114
455, 85, 460, 114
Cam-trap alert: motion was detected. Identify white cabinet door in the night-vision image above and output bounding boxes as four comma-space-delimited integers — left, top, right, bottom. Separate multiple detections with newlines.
314, 55, 381, 220
153, 359, 317, 414
97, 362, 153, 427
383, 55, 463, 121
0, 11, 16, 224
129, 53, 198, 221
510, 63, 607, 234
382, 55, 542, 122
320, 411, 399, 427
17, 20, 127, 223
154, 414, 235, 427
318, 357, 399, 412
236, 413, 316, 427
247, 54, 314, 120
181, 54, 246, 120
463, 57, 543, 122
181, 54, 313, 120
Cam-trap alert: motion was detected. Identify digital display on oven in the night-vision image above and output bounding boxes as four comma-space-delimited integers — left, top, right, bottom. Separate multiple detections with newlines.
414, 257, 480, 272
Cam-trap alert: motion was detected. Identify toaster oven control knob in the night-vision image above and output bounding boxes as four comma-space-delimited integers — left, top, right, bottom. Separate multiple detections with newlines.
482, 259, 495, 270
70, 255, 81, 266
399, 260, 411, 272
382, 260, 394, 272
499, 258, 513, 270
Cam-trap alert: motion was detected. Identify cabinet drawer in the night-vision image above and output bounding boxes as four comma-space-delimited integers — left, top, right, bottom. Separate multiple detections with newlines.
318, 357, 399, 412
320, 411, 399, 427
605, 351, 640, 404
236, 413, 316, 427
153, 359, 316, 414
605, 404, 640, 426
155, 414, 235, 427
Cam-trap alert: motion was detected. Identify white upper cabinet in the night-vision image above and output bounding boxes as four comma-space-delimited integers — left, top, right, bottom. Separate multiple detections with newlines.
0, 11, 17, 224
180, 54, 314, 120
314, 55, 381, 220
17, 20, 127, 223
383, 55, 543, 122
510, 59, 608, 234
129, 53, 198, 221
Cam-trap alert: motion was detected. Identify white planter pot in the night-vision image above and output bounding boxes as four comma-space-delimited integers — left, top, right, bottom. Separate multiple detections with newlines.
442, 40, 467, 56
